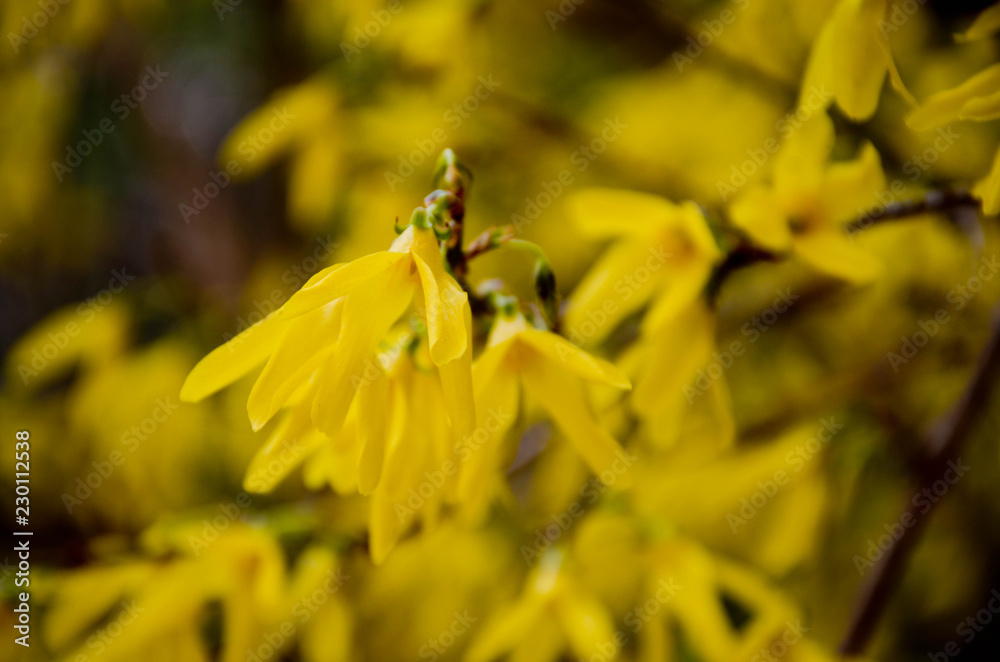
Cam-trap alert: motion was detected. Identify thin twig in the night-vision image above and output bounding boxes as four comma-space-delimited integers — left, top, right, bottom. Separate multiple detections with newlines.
838, 305, 1000, 656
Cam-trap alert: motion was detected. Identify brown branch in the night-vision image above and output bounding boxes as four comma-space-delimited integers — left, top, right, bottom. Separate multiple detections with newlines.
837, 304, 1000, 656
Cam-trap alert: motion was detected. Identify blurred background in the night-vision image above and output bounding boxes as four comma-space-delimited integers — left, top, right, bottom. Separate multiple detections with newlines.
3, 0, 1000, 660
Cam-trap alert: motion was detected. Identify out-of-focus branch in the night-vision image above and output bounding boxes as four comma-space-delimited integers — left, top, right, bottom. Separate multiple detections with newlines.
838, 304, 1000, 656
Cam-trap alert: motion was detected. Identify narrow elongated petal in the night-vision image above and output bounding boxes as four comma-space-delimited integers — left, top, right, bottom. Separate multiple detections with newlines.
521, 358, 633, 488
281, 252, 405, 318
247, 300, 342, 429
554, 588, 618, 661
793, 230, 881, 283
437, 304, 477, 445
958, 2, 1000, 41
458, 362, 519, 507
641, 261, 714, 333
907, 63, 1000, 130
411, 226, 469, 365
180, 313, 285, 402
310, 261, 413, 436
518, 330, 630, 390
774, 112, 834, 204
356, 362, 391, 495
960, 89, 1000, 122
243, 400, 326, 494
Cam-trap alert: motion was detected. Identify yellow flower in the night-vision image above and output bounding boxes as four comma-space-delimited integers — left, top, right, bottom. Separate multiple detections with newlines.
181, 222, 473, 440
459, 311, 633, 514
800, 0, 913, 121
464, 550, 618, 662
729, 111, 885, 283
563, 188, 723, 346
906, 36, 1000, 213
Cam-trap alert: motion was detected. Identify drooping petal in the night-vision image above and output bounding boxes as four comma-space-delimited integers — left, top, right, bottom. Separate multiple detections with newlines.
641, 261, 714, 332
410, 225, 469, 365
553, 587, 618, 661
518, 330, 630, 390
803, 0, 889, 121
180, 312, 285, 402
906, 63, 1000, 130
520, 357, 633, 489
437, 303, 477, 446
457, 361, 520, 510
356, 357, 392, 495
310, 260, 413, 436
793, 230, 881, 283
247, 300, 342, 430
281, 252, 405, 318
243, 399, 327, 494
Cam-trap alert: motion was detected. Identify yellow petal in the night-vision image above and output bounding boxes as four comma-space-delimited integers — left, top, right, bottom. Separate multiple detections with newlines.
793, 230, 881, 283
641, 261, 714, 332
518, 329, 630, 389
729, 186, 793, 252
812, 0, 888, 121
281, 252, 405, 318
356, 359, 391, 495
411, 226, 469, 365
819, 141, 886, 226
310, 262, 413, 436
438, 304, 477, 445
907, 63, 1000, 130
180, 312, 285, 402
243, 401, 326, 493
520, 358, 633, 488
960, 89, 1000, 122
774, 112, 834, 203
458, 362, 520, 509
247, 300, 342, 429
567, 188, 682, 238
